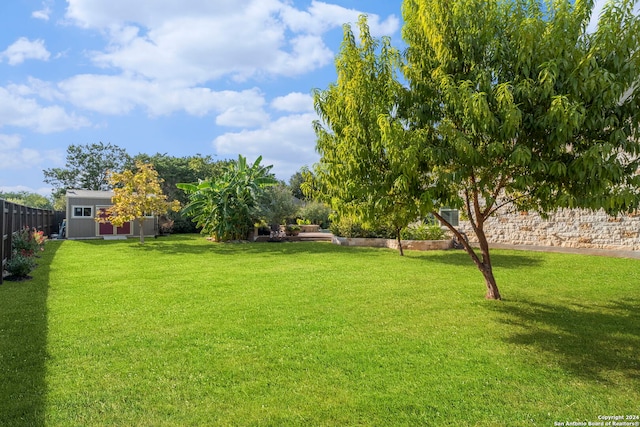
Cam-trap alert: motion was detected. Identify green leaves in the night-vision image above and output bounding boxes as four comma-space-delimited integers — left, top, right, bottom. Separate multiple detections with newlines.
405, 0, 640, 216
178, 155, 276, 241
102, 162, 181, 243
43, 142, 132, 203
315, 0, 640, 291
313, 16, 433, 241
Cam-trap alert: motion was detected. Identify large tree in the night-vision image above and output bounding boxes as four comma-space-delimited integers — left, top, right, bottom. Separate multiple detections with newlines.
313, 16, 433, 255
99, 161, 181, 244
289, 167, 317, 201
314, 1, 640, 299
401, 0, 640, 299
43, 142, 131, 204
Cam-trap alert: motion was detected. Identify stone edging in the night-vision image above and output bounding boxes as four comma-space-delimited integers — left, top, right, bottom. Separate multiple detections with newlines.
332, 236, 453, 250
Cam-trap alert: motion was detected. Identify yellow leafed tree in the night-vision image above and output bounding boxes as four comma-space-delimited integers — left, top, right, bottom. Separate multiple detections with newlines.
98, 161, 181, 243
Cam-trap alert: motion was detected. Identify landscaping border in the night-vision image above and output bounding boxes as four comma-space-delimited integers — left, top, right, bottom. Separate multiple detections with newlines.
1, 199, 58, 284
332, 236, 453, 250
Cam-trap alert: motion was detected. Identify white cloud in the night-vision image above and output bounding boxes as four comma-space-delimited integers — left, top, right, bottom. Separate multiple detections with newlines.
32, 2, 53, 21
268, 35, 333, 77
213, 113, 318, 179
7, 77, 63, 102
59, 74, 270, 120
65, 0, 253, 29
59, 75, 152, 115
215, 107, 270, 128
271, 92, 314, 113
587, 0, 608, 33
87, 10, 319, 82
281, 1, 400, 36
0, 134, 21, 151
1, 38, 51, 65
0, 134, 60, 171
0, 86, 90, 133
64, 0, 397, 83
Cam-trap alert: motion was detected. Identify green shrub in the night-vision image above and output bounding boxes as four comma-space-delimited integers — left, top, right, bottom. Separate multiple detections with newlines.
169, 214, 200, 234
331, 216, 445, 240
401, 222, 446, 240
329, 215, 395, 239
297, 202, 332, 228
5, 253, 36, 278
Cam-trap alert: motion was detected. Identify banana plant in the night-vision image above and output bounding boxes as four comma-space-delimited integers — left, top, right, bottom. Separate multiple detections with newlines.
178, 155, 276, 241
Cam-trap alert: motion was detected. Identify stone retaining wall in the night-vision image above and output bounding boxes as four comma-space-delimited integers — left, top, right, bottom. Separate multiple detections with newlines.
332, 236, 453, 251
458, 208, 640, 250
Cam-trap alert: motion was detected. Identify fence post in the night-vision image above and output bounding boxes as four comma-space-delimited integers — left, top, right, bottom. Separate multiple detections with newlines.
1, 200, 5, 285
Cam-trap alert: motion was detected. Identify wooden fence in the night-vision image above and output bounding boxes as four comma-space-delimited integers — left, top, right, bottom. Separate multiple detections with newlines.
1, 199, 58, 284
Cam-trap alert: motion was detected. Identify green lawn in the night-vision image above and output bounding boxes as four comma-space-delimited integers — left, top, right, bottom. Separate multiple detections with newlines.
1, 235, 638, 426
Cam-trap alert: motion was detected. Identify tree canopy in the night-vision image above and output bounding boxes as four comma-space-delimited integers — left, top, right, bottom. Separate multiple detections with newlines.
258, 182, 300, 228
0, 191, 53, 210
43, 142, 132, 208
313, 0, 640, 299
313, 16, 433, 255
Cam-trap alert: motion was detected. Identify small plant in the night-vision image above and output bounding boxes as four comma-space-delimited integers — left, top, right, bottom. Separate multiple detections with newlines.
285, 224, 301, 236
5, 253, 36, 279
296, 218, 311, 225
12, 227, 46, 257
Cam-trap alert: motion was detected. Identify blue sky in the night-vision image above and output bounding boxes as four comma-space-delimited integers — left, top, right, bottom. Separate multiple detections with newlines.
0, 0, 614, 196
0, 0, 402, 195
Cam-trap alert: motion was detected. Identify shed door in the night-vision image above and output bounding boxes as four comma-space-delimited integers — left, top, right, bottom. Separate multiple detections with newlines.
97, 207, 131, 235
116, 222, 131, 235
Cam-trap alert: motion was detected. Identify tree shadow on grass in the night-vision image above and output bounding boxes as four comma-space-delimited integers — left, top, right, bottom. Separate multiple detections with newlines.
488, 299, 640, 382
73, 236, 546, 266
0, 240, 61, 426
124, 237, 388, 258
406, 249, 544, 270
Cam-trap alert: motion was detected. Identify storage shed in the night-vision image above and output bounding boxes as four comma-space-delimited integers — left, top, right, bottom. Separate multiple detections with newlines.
65, 189, 156, 239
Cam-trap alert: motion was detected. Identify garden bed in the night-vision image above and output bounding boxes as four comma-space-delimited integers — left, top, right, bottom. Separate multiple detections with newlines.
332, 236, 453, 250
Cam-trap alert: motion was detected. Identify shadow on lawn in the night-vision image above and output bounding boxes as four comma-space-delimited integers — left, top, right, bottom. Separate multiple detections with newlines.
489, 299, 640, 382
0, 240, 61, 426
408, 249, 544, 270
126, 237, 387, 258
75, 236, 546, 270
127, 236, 544, 266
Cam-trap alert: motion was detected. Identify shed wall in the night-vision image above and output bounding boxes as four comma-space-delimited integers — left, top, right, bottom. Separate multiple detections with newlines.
66, 196, 112, 239
66, 196, 157, 239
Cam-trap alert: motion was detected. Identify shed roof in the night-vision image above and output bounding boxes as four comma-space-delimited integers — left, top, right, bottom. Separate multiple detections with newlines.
66, 189, 114, 199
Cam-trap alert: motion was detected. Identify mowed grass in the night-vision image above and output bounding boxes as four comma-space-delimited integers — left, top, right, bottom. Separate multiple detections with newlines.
1, 235, 638, 426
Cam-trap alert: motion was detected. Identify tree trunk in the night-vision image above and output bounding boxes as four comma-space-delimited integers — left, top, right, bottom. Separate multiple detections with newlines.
432, 210, 502, 300
480, 266, 501, 300
138, 218, 145, 244
474, 220, 501, 300
396, 228, 404, 256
